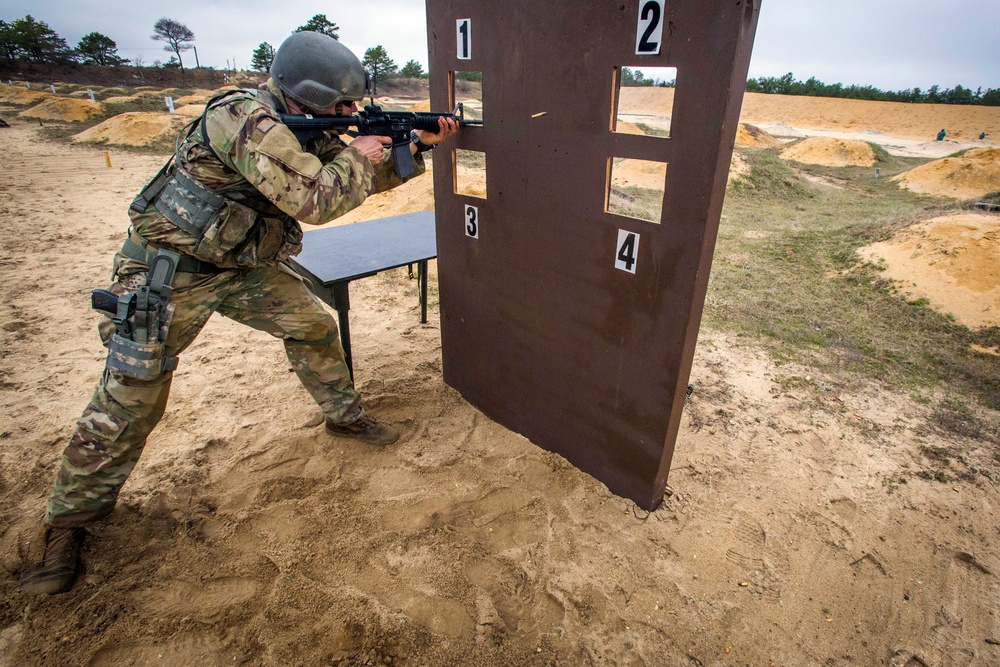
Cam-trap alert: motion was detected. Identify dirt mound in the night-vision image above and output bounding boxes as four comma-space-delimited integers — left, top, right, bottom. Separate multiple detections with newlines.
780, 137, 876, 167
0, 86, 50, 105
18, 97, 103, 122
728, 151, 751, 185
616, 87, 1000, 143
71, 111, 188, 147
173, 91, 213, 106
616, 120, 645, 135
741, 93, 1000, 142
858, 212, 1000, 329
102, 95, 140, 104
893, 148, 1000, 199
611, 157, 667, 190
174, 104, 205, 117
617, 86, 676, 115
735, 123, 780, 148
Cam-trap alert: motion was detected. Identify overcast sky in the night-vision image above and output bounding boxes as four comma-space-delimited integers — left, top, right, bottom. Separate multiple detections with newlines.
4, 0, 999, 91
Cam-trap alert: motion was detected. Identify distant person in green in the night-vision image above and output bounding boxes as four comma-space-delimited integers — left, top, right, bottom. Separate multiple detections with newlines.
936, 128, 946, 141
980, 132, 987, 140
18, 31, 459, 595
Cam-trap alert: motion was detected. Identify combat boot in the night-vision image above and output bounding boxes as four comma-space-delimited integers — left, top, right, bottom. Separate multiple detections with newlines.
325, 414, 400, 445
19, 519, 83, 595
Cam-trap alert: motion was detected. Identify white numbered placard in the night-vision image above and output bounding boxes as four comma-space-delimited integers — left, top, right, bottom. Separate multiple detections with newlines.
457, 19, 472, 60
615, 230, 639, 273
635, 0, 665, 55
465, 204, 479, 238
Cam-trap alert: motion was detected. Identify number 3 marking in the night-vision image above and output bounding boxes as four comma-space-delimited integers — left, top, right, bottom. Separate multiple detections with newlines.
615, 230, 638, 273
465, 204, 479, 238
635, 0, 664, 55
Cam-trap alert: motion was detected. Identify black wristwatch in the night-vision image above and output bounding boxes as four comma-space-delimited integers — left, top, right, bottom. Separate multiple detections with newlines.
410, 130, 436, 153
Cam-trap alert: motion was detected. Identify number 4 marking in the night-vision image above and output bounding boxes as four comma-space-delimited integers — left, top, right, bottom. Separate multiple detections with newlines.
457, 19, 472, 60
615, 230, 639, 273
635, 0, 664, 55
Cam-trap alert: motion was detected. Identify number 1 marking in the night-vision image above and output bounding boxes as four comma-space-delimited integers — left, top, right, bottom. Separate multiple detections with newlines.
635, 0, 664, 55
465, 204, 479, 238
457, 19, 472, 60
615, 230, 638, 273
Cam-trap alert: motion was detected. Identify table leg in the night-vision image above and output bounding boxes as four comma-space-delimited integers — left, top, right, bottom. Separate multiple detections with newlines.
418, 260, 428, 324
331, 281, 353, 380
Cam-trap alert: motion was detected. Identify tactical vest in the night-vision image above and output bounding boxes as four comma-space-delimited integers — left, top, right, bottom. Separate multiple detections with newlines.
130, 89, 303, 268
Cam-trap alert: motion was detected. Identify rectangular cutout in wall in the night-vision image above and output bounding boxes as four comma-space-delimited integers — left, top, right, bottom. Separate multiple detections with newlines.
454, 149, 487, 198
450, 71, 484, 122
605, 157, 666, 224
611, 66, 677, 138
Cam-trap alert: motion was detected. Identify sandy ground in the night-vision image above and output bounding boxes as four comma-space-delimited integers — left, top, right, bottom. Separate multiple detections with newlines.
2, 92, 1000, 666
858, 213, 1000, 330
779, 137, 877, 168
618, 88, 1000, 159
892, 149, 1000, 200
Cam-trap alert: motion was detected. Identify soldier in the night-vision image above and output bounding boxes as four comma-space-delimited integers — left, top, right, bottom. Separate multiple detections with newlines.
20, 31, 458, 595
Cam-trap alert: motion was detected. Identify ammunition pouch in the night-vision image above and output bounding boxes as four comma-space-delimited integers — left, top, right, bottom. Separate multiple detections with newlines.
132, 164, 302, 269
101, 250, 180, 381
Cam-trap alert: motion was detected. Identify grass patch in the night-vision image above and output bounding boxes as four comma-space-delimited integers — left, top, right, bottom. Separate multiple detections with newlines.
635, 123, 670, 138
707, 150, 1000, 416
101, 99, 172, 117
727, 149, 811, 200
609, 184, 664, 222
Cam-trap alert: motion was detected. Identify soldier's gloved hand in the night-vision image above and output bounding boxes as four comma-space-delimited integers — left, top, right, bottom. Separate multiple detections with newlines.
350, 135, 392, 165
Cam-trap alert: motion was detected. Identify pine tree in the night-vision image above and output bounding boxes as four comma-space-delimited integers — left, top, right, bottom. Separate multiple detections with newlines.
151, 17, 194, 70
251, 42, 276, 72
77, 32, 127, 66
295, 15, 339, 39
399, 59, 425, 78
9, 15, 74, 64
362, 45, 396, 95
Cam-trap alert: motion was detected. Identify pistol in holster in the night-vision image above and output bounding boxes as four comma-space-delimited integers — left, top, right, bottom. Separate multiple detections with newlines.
91, 249, 180, 380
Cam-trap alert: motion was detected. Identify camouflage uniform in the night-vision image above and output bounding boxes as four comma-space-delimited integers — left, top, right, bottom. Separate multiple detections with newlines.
44, 80, 425, 528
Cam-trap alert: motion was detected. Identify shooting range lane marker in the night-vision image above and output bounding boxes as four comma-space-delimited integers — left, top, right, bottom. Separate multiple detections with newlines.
456, 18, 472, 60
464, 204, 479, 239
104, 151, 112, 168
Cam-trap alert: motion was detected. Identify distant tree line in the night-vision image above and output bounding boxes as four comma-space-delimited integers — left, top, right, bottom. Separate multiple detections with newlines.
17, 13, 991, 108
746, 72, 1000, 107
1, 16, 79, 65
0, 11, 432, 90
0, 14, 193, 69
251, 15, 428, 95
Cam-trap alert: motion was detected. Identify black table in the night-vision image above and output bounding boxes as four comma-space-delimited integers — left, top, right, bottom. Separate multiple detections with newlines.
289, 210, 437, 379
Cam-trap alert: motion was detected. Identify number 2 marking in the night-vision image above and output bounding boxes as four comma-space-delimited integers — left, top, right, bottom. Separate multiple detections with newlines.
615, 230, 638, 273
635, 0, 664, 55
457, 19, 472, 60
465, 204, 479, 238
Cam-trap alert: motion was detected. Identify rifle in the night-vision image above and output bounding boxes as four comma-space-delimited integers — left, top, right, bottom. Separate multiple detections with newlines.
279, 103, 483, 178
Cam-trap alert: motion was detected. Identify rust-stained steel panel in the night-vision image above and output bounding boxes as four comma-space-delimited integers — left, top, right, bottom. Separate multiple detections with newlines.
426, 0, 760, 510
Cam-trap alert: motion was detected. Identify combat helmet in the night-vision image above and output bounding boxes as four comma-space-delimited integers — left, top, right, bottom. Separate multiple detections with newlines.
270, 31, 369, 109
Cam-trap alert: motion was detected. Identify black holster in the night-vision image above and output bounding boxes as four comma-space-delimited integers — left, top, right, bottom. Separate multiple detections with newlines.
102, 250, 180, 380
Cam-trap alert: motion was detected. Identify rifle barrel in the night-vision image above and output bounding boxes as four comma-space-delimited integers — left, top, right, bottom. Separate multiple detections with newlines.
277, 114, 360, 129
278, 111, 483, 131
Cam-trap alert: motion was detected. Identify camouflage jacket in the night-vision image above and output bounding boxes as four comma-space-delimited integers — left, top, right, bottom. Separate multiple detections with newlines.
124, 79, 425, 270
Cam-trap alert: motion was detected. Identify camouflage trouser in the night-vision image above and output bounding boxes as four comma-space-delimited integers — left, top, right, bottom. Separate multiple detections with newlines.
45, 261, 361, 528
